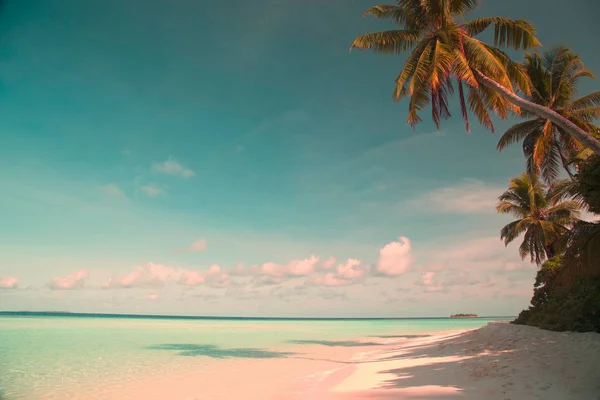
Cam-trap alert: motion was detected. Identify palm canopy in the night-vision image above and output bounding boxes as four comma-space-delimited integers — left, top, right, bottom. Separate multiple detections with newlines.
496, 172, 580, 265
350, 0, 540, 132
497, 48, 600, 183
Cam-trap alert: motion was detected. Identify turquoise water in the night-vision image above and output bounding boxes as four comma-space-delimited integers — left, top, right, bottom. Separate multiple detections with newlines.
0, 315, 510, 399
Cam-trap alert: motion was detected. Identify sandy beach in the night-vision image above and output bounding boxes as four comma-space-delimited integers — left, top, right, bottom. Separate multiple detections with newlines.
83, 322, 600, 400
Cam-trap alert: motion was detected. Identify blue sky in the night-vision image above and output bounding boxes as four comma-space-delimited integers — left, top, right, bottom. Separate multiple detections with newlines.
0, 0, 598, 317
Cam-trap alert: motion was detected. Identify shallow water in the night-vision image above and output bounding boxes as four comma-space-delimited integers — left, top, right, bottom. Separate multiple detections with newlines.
0, 315, 510, 399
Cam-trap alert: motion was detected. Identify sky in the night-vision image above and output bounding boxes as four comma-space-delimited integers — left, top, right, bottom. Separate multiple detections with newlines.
0, 0, 598, 318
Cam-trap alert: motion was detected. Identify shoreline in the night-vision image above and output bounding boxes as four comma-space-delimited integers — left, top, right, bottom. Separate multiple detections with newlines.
9, 322, 600, 399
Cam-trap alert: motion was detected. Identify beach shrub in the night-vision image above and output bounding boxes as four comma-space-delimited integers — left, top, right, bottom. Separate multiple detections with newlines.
513, 256, 600, 332
526, 275, 600, 332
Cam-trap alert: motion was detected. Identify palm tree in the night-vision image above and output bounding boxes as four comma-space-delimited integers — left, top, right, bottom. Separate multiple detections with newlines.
350, 0, 600, 155
497, 172, 580, 265
497, 48, 600, 183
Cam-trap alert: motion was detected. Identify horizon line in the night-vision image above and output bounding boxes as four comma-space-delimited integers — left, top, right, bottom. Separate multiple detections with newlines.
0, 311, 516, 320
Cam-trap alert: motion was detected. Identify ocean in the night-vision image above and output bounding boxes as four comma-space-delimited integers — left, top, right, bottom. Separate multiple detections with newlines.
0, 313, 510, 399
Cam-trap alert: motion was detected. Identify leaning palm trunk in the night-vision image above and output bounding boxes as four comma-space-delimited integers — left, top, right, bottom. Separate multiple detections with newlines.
475, 70, 600, 156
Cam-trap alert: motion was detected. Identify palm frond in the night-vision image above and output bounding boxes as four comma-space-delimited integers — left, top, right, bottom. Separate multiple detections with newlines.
500, 219, 528, 245
467, 85, 495, 133
487, 46, 532, 96
393, 39, 433, 101
532, 121, 558, 182
451, 48, 478, 87
462, 17, 541, 49
524, 51, 550, 104
429, 40, 454, 90
497, 202, 529, 218
562, 221, 600, 274
350, 30, 422, 54
497, 119, 541, 151
546, 201, 581, 223
449, 0, 479, 15
457, 81, 470, 133
571, 107, 600, 122
462, 36, 509, 80
540, 141, 562, 184
363, 4, 427, 30
571, 91, 600, 110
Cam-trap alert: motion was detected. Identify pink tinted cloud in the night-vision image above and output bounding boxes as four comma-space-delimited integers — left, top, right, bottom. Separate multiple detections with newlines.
0, 276, 18, 289
258, 256, 320, 279
420, 272, 436, 286
410, 235, 534, 299
147, 293, 158, 300
287, 255, 319, 276
103, 263, 214, 289
336, 259, 367, 280
305, 259, 368, 287
322, 257, 337, 269
205, 264, 231, 288
49, 269, 89, 290
375, 237, 414, 276
307, 273, 350, 287
182, 238, 207, 253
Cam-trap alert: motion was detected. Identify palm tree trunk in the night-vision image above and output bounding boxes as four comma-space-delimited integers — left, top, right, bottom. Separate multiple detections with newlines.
474, 70, 600, 156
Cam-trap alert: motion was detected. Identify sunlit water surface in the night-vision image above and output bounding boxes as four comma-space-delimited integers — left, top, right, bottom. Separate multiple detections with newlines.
0, 315, 510, 399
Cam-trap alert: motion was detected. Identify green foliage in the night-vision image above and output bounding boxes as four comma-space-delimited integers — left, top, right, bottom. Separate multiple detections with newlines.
531, 256, 563, 307
496, 173, 580, 264
512, 257, 600, 332
497, 48, 599, 184
351, 0, 540, 132
575, 155, 600, 214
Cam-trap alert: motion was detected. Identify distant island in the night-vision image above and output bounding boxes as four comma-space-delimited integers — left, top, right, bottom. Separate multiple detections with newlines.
450, 313, 478, 318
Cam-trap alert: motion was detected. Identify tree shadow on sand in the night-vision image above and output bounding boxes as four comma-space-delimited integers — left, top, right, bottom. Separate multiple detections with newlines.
147, 344, 294, 359
345, 324, 596, 399
287, 339, 382, 347
369, 334, 432, 339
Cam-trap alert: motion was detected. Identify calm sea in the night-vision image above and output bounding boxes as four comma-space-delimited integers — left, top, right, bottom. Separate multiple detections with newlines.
0, 313, 510, 399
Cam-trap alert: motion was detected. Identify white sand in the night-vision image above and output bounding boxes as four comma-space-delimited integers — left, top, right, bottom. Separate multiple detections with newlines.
332, 322, 600, 399
81, 322, 600, 399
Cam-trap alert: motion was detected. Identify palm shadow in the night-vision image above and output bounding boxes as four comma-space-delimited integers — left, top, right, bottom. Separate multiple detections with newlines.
345, 324, 590, 399
147, 343, 294, 359
369, 334, 432, 339
287, 339, 382, 347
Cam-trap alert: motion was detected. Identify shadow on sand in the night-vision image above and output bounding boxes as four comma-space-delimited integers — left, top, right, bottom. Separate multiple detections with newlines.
287, 339, 382, 347
369, 334, 432, 339
147, 344, 294, 359
339, 325, 592, 399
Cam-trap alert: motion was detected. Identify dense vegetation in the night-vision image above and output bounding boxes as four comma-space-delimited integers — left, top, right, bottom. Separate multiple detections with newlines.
352, 0, 600, 332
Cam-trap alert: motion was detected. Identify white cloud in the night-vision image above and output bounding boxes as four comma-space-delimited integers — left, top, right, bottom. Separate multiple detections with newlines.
152, 160, 195, 178
414, 179, 504, 214
141, 184, 163, 197
375, 237, 414, 276
100, 184, 125, 198
49, 269, 89, 290
147, 293, 158, 301
0, 276, 18, 289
